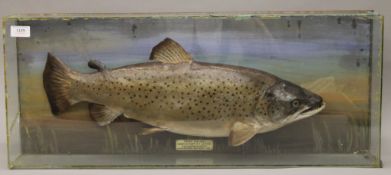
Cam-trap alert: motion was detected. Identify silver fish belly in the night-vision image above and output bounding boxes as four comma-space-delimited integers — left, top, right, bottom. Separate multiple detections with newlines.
43, 38, 325, 146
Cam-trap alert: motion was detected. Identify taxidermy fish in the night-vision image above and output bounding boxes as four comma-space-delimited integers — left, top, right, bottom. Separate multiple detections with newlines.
43, 38, 325, 146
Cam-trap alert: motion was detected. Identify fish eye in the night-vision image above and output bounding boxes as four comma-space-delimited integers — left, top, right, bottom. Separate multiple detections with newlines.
291, 99, 300, 108
265, 92, 273, 98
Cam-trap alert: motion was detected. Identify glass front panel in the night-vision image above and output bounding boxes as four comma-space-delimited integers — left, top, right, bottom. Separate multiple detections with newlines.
3, 11, 383, 168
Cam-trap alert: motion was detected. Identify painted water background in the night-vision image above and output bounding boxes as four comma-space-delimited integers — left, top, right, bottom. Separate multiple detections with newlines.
16, 16, 371, 154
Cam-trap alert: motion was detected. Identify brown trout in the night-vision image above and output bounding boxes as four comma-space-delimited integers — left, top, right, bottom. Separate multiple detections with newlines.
43, 38, 325, 146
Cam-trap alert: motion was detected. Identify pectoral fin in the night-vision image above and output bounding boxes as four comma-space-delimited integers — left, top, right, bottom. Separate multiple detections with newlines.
89, 103, 122, 126
229, 121, 258, 146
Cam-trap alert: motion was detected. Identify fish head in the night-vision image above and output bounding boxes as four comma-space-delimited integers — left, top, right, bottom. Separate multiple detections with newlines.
261, 80, 325, 125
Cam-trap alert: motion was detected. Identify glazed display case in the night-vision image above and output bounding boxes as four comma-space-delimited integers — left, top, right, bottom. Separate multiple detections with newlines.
3, 11, 383, 168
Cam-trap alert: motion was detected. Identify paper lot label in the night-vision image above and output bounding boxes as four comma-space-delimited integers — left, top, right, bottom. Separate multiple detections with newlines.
10, 26, 30, 37
176, 139, 213, 151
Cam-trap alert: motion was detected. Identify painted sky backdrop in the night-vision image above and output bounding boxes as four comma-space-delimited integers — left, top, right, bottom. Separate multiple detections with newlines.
16, 15, 372, 119
17, 16, 371, 76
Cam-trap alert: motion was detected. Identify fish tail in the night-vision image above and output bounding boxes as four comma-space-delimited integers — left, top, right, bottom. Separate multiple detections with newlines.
43, 53, 79, 115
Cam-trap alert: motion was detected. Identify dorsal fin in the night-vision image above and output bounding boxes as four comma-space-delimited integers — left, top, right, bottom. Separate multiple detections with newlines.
149, 38, 192, 63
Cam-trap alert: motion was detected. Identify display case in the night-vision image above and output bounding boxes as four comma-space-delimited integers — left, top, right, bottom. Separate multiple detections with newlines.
3, 11, 383, 168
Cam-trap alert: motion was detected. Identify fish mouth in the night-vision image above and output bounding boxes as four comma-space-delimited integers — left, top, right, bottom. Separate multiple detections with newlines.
282, 102, 326, 123
298, 102, 326, 119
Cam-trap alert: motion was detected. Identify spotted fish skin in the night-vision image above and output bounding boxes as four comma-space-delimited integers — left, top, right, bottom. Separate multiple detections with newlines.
75, 62, 276, 135
43, 38, 325, 146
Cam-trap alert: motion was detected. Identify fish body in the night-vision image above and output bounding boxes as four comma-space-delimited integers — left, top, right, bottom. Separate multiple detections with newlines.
43, 38, 325, 146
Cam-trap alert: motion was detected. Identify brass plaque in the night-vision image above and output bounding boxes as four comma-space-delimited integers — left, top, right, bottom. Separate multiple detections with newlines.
176, 139, 213, 151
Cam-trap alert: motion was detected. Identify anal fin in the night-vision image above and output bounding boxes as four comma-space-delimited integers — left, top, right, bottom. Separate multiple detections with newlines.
89, 103, 122, 126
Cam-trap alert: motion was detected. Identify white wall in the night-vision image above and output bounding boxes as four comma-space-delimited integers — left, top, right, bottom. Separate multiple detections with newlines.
0, 0, 390, 174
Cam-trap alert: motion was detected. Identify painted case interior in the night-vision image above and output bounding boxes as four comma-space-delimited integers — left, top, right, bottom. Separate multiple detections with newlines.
3, 11, 383, 168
